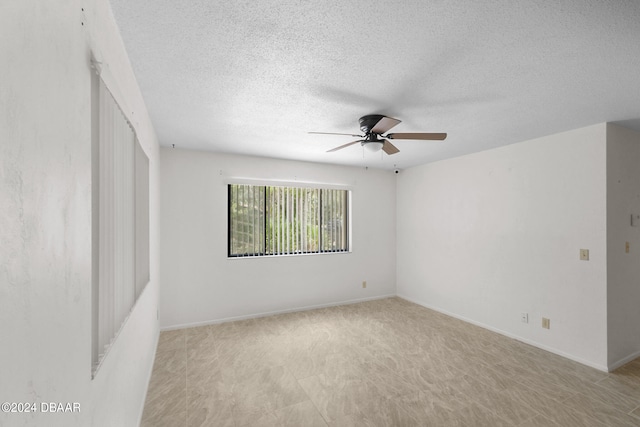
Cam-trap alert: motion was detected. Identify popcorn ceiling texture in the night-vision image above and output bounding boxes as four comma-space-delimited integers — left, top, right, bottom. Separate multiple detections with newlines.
110, 0, 640, 169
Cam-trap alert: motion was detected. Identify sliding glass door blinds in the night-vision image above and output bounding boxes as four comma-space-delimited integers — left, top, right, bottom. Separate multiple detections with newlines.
228, 184, 349, 257
93, 78, 150, 374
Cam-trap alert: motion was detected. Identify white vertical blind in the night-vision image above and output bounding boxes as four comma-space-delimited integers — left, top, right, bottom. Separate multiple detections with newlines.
277, 188, 282, 253
94, 79, 149, 374
285, 188, 290, 254
135, 142, 150, 298
318, 188, 348, 252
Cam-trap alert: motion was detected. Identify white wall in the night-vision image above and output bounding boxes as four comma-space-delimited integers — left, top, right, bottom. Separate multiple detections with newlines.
0, 1, 160, 426
606, 123, 640, 368
159, 149, 396, 328
396, 124, 609, 370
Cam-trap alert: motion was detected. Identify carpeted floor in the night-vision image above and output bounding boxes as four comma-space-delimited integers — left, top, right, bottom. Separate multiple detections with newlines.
141, 297, 640, 426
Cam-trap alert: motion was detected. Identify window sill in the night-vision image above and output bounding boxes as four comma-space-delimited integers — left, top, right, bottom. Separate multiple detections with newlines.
227, 250, 352, 260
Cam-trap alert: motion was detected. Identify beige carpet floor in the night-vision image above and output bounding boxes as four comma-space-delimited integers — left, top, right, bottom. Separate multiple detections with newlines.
141, 297, 640, 426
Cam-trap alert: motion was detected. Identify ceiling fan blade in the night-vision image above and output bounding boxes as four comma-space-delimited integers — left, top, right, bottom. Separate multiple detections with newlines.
371, 116, 401, 134
381, 140, 399, 155
309, 131, 363, 137
386, 132, 447, 140
327, 140, 362, 153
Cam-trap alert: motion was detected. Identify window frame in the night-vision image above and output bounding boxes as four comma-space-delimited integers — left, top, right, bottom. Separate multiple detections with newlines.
227, 182, 351, 258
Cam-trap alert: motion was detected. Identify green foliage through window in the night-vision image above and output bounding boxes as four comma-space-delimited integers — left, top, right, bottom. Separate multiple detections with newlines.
228, 184, 349, 257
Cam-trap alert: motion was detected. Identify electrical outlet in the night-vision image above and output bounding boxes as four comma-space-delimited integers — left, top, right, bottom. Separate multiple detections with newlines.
542, 318, 550, 329
362, 281, 366, 289
580, 249, 589, 261
626, 242, 630, 253
521, 312, 528, 323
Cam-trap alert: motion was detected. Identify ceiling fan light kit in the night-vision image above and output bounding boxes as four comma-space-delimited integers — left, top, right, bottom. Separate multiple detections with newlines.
364, 141, 384, 152
311, 114, 447, 156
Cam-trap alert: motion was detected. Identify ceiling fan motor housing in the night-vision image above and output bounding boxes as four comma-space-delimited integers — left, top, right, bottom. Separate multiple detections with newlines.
359, 114, 386, 134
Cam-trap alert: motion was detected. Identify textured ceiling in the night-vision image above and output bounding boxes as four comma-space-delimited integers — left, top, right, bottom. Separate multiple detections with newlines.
109, 0, 640, 170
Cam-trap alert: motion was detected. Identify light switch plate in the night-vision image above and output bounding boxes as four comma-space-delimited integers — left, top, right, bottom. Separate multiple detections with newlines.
542, 318, 550, 329
580, 249, 589, 261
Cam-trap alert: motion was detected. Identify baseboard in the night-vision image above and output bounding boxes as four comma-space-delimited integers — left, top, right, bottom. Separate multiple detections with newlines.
160, 293, 396, 331
396, 294, 609, 373
608, 349, 640, 372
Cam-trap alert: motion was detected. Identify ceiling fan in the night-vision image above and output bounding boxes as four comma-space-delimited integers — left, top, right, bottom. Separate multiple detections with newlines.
310, 114, 447, 155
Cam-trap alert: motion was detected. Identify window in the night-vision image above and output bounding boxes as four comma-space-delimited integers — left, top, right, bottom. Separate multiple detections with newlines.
228, 184, 349, 257
92, 73, 150, 376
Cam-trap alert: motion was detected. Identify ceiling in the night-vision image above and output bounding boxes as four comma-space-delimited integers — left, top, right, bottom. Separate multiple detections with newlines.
108, 0, 640, 170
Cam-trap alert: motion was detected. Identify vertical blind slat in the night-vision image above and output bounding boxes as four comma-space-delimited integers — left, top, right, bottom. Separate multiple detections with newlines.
285, 188, 290, 254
